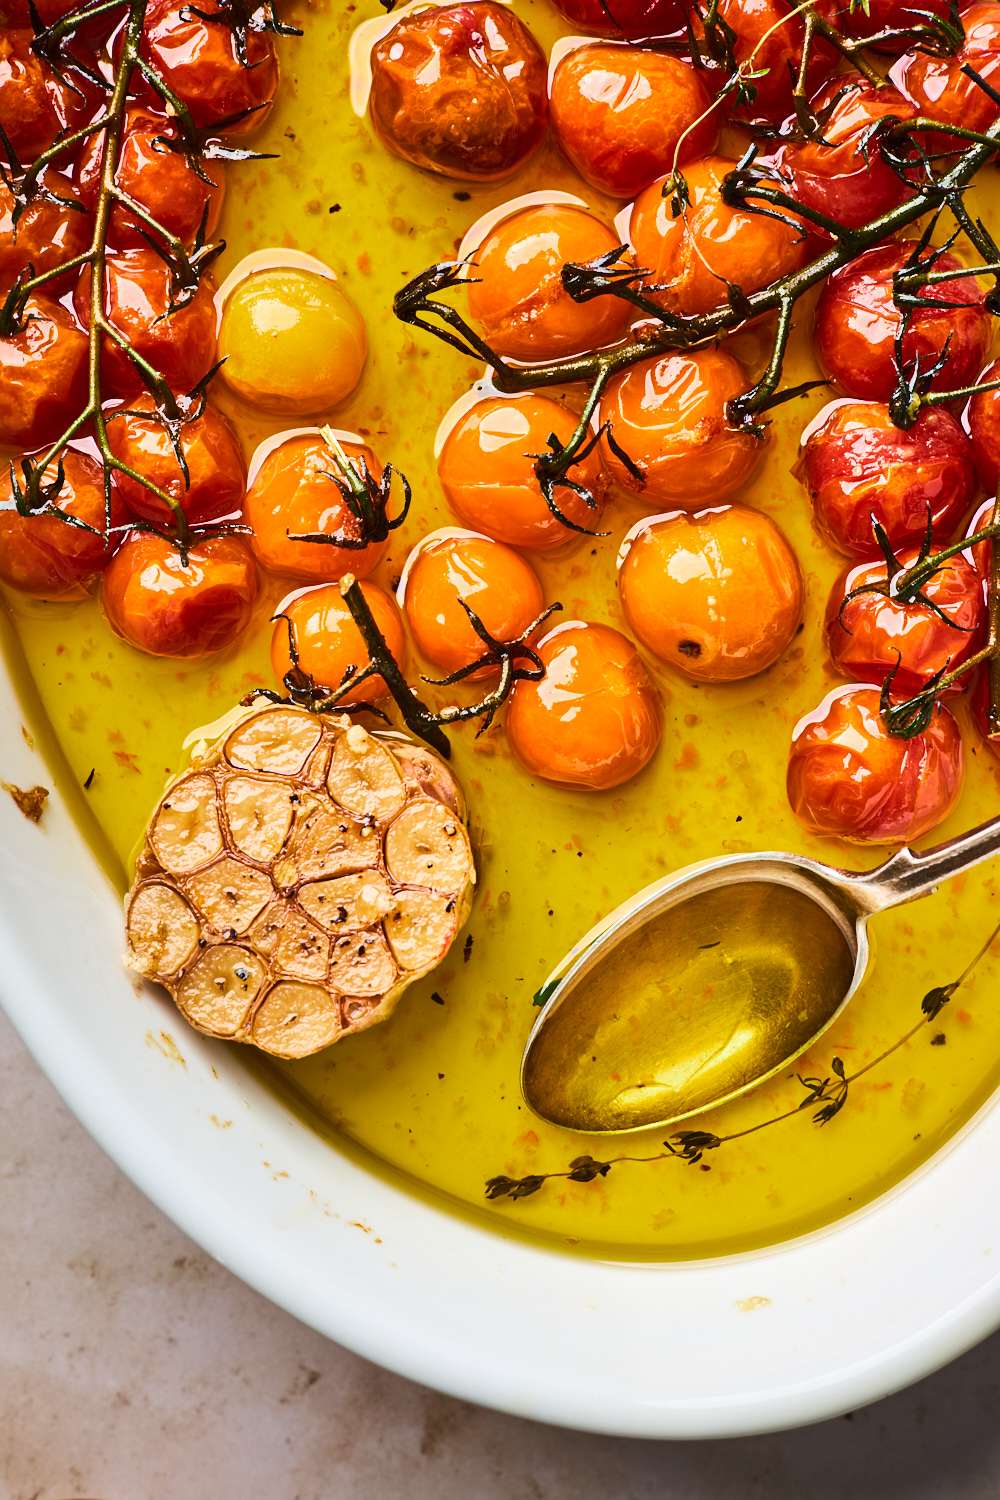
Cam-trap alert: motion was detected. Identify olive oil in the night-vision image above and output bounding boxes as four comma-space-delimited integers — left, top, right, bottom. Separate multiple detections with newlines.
4, 0, 1000, 1260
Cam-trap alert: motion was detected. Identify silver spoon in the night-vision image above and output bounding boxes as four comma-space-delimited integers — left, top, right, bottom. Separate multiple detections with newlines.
521, 817, 1000, 1135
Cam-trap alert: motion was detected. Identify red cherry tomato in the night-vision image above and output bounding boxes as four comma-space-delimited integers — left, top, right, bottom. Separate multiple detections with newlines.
971, 666, 1000, 760
438, 395, 608, 550
787, 684, 964, 842
719, 0, 838, 125
0, 450, 127, 598
0, 171, 91, 294
466, 205, 632, 362
839, 0, 952, 52
549, 0, 687, 35
505, 620, 662, 790
139, 0, 279, 133
401, 529, 545, 681
813, 240, 993, 403
891, 3, 1000, 139
270, 581, 406, 705
369, 4, 547, 181
0, 28, 91, 161
0, 294, 88, 450
74, 106, 225, 251
965, 356, 1000, 493
628, 154, 808, 316
826, 544, 984, 698
599, 349, 766, 507
243, 433, 388, 584
963, 495, 996, 580
107, 397, 246, 528
797, 399, 979, 557
74, 248, 218, 399
549, 47, 716, 200
102, 532, 258, 658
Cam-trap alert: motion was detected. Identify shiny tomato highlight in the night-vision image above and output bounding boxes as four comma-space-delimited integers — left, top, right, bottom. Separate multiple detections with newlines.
549, 0, 687, 35
108, 397, 247, 528
0, 172, 91, 294
891, 3, 1000, 139
965, 356, 1000, 493
0, 295, 88, 451
102, 532, 259, 658
971, 666, 1000, 760
719, 0, 838, 125
271, 581, 406, 705
139, 0, 279, 133
0, 450, 126, 599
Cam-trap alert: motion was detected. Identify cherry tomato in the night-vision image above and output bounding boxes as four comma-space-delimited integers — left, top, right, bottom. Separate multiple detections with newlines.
971, 665, 1000, 760
0, 170, 91, 293
549, 46, 716, 199
813, 240, 993, 403
963, 495, 996, 580
839, 0, 952, 51
787, 684, 964, 842
102, 531, 258, 657
466, 205, 632, 362
107, 396, 246, 528
0, 294, 88, 450
400, 529, 544, 681
0, 28, 91, 161
271, 581, 406, 705
505, 620, 661, 790
74, 248, 217, 399
619, 504, 803, 680
1, 0, 109, 24
965, 356, 1000, 493
719, 0, 838, 125
218, 269, 366, 415
74, 106, 225, 251
139, 0, 279, 133
797, 399, 978, 557
826, 544, 983, 698
549, 0, 687, 36
891, 3, 1000, 139
438, 395, 608, 550
765, 80, 916, 238
0, 449, 127, 598
244, 433, 387, 584
369, 4, 547, 181
598, 348, 765, 507
628, 154, 808, 316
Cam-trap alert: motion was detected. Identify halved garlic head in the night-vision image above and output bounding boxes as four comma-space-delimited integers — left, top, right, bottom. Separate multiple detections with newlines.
126, 705, 475, 1059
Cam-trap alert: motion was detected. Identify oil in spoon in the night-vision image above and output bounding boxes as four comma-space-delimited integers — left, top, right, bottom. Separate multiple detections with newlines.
522, 880, 857, 1133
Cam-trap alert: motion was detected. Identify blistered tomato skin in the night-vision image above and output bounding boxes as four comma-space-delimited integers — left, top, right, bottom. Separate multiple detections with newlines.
798, 400, 979, 558
813, 241, 993, 403
271, 582, 406, 705
0, 451, 127, 599
140, 0, 279, 133
75, 249, 218, 399
438, 395, 608, 550
964, 495, 996, 581
840, 0, 951, 50
369, 4, 547, 182
787, 685, 964, 843
972, 667, 1000, 760
966, 357, 1000, 493
244, 434, 387, 584
102, 533, 259, 658
826, 546, 984, 698
467, 206, 632, 362
218, 270, 367, 415
891, 3, 1000, 138
401, 531, 545, 681
0, 173, 91, 294
0, 295, 89, 451
0, 29, 91, 160
550, 0, 687, 34
108, 398, 247, 528
620, 505, 803, 682
720, 0, 838, 124
549, 47, 716, 199
599, 349, 766, 507
505, 621, 661, 791
628, 156, 808, 317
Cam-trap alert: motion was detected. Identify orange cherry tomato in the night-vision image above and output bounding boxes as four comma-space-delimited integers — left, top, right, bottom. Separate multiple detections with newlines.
971, 666, 1000, 761
963, 495, 996, 581
0, 28, 91, 161
598, 348, 765, 507
0, 171, 91, 294
401, 529, 544, 681
466, 204, 632, 362
826, 545, 984, 698
719, 0, 838, 125
0, 294, 88, 451
271, 581, 406, 705
891, 3, 1000, 138
438, 395, 608, 550
107, 397, 247, 527
74, 106, 225, 251
549, 46, 716, 199
139, 0, 279, 133
813, 240, 993, 404
797, 399, 978, 558
787, 685, 964, 843
965, 356, 1000, 493
243, 433, 388, 584
369, 3, 547, 181
505, 620, 661, 790
619, 504, 803, 681
628, 155, 808, 317
0, 450, 127, 598
549, 0, 687, 35
74, 248, 218, 399
102, 531, 258, 657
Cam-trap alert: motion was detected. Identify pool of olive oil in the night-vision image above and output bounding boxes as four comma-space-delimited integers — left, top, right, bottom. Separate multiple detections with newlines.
3, 0, 1000, 1260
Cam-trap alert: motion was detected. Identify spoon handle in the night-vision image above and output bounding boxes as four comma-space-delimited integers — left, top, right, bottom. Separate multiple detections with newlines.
848, 815, 1000, 914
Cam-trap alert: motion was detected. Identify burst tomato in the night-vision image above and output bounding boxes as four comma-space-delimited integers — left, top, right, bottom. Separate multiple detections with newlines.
139, 0, 279, 133
719, 0, 838, 125
0, 450, 126, 598
505, 620, 661, 790
787, 684, 964, 842
891, 3, 1000, 139
107, 397, 246, 528
271, 581, 406, 705
0, 294, 88, 450
102, 531, 258, 657
0, 171, 90, 293
0, 28, 91, 161
369, 3, 547, 181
